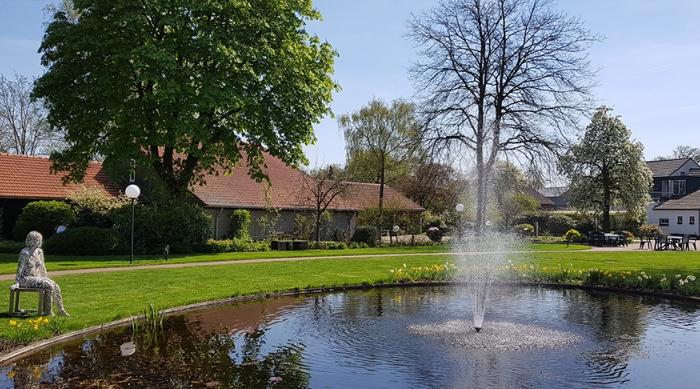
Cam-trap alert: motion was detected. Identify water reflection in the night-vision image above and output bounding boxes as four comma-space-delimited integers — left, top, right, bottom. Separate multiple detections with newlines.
4, 286, 700, 388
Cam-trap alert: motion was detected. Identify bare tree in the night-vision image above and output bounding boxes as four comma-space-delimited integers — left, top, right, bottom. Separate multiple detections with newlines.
0, 74, 62, 155
301, 165, 349, 242
408, 0, 597, 233
339, 99, 419, 229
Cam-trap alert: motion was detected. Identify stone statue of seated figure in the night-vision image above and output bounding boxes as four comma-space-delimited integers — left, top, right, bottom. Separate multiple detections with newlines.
14, 231, 69, 316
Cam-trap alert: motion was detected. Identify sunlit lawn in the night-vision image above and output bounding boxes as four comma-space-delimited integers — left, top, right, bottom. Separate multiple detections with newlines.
0, 242, 587, 275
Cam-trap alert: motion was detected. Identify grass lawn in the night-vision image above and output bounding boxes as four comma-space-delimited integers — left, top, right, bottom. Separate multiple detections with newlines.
0, 247, 697, 349
530, 250, 700, 275
0, 242, 588, 275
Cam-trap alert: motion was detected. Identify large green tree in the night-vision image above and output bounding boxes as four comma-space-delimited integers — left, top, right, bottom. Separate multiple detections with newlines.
339, 99, 419, 222
560, 107, 652, 231
35, 0, 337, 195
491, 162, 539, 228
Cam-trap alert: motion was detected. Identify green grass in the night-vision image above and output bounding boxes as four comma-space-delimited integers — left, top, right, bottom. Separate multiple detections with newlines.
0, 254, 454, 342
529, 250, 700, 274
0, 247, 696, 349
0, 242, 587, 275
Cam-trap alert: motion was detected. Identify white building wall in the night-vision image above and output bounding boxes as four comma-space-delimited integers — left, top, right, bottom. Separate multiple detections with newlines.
646, 205, 700, 235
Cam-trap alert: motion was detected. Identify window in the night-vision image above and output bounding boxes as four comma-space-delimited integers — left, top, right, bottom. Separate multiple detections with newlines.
660, 218, 670, 226
662, 180, 687, 196
678, 216, 684, 225
691, 216, 696, 225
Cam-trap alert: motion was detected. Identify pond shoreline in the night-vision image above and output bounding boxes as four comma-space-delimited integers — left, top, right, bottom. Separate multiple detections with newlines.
2, 280, 699, 365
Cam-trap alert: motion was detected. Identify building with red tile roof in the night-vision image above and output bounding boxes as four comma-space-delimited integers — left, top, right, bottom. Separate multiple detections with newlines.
1, 153, 423, 240
0, 153, 119, 238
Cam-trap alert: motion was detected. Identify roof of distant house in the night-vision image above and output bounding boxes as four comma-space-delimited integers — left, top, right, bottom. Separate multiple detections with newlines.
653, 189, 700, 210
537, 187, 569, 198
0, 153, 119, 200
526, 188, 554, 206
646, 158, 698, 177
189, 151, 424, 212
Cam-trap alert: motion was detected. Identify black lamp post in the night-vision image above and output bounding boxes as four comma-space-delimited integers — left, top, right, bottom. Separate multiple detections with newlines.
125, 183, 140, 264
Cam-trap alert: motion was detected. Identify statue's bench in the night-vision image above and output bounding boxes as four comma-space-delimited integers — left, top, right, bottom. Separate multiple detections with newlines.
8, 284, 51, 316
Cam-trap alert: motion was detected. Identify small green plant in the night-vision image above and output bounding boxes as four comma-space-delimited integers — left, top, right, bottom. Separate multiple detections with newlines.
131, 303, 165, 348
564, 229, 584, 244
351, 225, 379, 246
7, 316, 62, 343
515, 223, 535, 236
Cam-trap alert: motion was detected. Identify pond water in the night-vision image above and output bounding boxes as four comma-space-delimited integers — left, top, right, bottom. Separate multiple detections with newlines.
3, 285, 700, 388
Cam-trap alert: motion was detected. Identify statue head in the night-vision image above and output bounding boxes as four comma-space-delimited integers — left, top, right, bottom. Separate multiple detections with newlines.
25, 231, 43, 249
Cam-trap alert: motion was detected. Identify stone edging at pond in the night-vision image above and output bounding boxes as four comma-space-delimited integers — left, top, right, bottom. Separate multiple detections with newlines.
2, 280, 700, 365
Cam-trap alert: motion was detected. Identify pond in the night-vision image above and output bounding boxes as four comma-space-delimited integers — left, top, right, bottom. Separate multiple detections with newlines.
3, 285, 700, 388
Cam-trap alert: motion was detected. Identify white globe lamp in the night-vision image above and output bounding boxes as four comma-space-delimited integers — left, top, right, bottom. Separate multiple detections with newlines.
125, 184, 141, 199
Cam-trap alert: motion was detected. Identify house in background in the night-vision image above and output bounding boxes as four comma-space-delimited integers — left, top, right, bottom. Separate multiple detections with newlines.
646, 158, 700, 235
536, 187, 571, 210
0, 154, 119, 239
0, 153, 423, 241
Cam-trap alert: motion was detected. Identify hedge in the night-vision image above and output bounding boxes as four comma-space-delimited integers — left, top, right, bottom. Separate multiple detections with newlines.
44, 227, 126, 255
13, 201, 75, 241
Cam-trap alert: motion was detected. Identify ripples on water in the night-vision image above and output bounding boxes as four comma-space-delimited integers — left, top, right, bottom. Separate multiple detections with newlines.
4, 286, 700, 388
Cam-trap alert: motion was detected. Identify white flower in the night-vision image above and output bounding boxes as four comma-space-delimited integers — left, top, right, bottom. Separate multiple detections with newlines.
688, 275, 696, 282
676, 274, 682, 279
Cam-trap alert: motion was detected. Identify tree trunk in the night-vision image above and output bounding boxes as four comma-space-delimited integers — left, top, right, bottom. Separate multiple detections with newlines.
378, 153, 386, 232
602, 166, 611, 231
315, 210, 321, 243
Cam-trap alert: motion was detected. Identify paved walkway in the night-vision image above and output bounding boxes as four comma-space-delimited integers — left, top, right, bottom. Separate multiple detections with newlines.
0, 246, 652, 282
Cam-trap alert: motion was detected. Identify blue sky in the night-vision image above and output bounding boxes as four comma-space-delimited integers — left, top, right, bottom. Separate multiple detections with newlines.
2, 0, 699, 166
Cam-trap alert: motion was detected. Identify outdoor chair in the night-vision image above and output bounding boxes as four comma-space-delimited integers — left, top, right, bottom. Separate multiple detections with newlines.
639, 235, 653, 250
616, 232, 628, 247
8, 284, 51, 317
683, 235, 698, 251
654, 235, 668, 251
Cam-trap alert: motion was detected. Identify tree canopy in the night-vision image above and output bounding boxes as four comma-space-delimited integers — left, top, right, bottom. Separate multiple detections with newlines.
339, 99, 419, 217
35, 0, 337, 195
560, 107, 652, 231
655, 145, 700, 163
409, 0, 597, 233
0, 74, 62, 155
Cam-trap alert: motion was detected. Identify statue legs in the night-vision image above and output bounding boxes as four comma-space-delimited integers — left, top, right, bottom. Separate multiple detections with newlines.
22, 277, 69, 316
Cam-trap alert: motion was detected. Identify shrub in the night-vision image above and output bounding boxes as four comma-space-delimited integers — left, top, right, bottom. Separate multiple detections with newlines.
112, 200, 211, 254
564, 229, 585, 243
14, 201, 75, 240
514, 213, 575, 236
67, 186, 126, 228
351, 225, 379, 246
44, 227, 125, 255
639, 224, 662, 237
515, 223, 535, 236
308, 241, 348, 250
0, 240, 24, 254
229, 209, 252, 240
426, 227, 443, 242
204, 238, 270, 253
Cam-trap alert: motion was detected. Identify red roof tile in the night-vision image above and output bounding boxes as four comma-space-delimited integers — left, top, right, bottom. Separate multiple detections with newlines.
190, 151, 424, 212
0, 153, 119, 200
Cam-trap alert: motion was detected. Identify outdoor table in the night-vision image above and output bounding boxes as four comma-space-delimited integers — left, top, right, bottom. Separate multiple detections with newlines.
603, 233, 620, 246
667, 235, 683, 250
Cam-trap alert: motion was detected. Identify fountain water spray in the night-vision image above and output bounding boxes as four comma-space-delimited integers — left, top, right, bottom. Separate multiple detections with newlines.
453, 231, 521, 333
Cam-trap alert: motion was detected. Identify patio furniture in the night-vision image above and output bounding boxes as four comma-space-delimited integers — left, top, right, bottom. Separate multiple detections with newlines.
588, 232, 606, 247
681, 235, 697, 251
8, 284, 51, 317
639, 235, 653, 250
667, 235, 683, 250
615, 231, 628, 247
654, 235, 668, 251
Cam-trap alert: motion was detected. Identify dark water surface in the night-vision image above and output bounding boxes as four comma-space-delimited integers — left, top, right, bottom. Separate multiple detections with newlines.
3, 286, 700, 388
